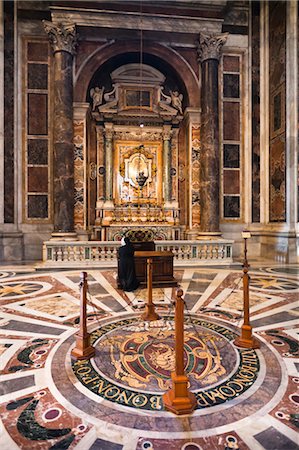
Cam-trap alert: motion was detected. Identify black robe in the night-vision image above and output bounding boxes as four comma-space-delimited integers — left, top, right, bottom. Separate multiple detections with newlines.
118, 243, 140, 292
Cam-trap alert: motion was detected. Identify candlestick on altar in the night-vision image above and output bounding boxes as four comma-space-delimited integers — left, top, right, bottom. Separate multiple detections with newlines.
163, 288, 196, 415
233, 231, 260, 349
71, 272, 95, 360
141, 258, 161, 321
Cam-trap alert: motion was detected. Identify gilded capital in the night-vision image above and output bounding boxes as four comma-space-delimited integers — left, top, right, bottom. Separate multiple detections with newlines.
197, 32, 228, 63
43, 21, 78, 55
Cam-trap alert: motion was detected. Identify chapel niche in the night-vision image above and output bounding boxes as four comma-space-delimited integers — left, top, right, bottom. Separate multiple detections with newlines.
86, 59, 186, 242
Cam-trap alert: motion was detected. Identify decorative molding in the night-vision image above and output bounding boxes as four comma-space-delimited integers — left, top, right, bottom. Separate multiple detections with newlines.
43, 21, 78, 55
197, 32, 228, 63
114, 130, 162, 141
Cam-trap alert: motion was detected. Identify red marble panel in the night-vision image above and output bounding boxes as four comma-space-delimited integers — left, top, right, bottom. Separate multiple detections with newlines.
28, 167, 48, 192
269, 134, 285, 222
223, 170, 240, 194
223, 55, 240, 72
269, 2, 286, 88
28, 63, 48, 90
27, 42, 48, 62
223, 102, 240, 141
28, 93, 48, 135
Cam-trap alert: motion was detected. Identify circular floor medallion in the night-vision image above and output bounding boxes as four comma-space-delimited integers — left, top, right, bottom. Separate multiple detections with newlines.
71, 316, 260, 412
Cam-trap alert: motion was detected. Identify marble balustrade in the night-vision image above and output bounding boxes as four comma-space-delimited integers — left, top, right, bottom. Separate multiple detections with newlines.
42, 239, 233, 267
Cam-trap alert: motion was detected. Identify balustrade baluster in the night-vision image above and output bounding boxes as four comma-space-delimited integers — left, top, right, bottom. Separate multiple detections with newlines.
57, 246, 62, 261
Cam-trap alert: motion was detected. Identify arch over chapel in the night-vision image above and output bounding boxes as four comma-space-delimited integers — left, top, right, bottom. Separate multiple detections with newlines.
74, 40, 200, 107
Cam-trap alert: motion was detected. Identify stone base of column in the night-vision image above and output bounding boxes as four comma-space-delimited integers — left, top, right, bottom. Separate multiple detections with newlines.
197, 231, 222, 240
185, 229, 199, 240
50, 232, 78, 241
76, 230, 91, 241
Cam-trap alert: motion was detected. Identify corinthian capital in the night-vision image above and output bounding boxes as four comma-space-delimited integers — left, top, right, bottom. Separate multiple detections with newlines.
197, 32, 228, 63
43, 21, 78, 55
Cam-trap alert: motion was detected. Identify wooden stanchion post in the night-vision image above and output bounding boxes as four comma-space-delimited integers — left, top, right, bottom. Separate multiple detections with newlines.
71, 272, 95, 360
234, 232, 260, 349
163, 288, 196, 415
141, 258, 160, 321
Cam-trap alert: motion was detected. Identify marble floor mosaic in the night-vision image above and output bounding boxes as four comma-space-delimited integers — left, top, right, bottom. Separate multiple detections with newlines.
0, 264, 298, 450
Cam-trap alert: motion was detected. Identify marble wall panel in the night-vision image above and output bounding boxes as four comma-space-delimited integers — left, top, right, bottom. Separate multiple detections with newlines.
24, 40, 50, 222
251, 1, 261, 222
178, 123, 187, 226
223, 170, 239, 195
28, 63, 48, 90
176, 47, 199, 79
27, 93, 48, 135
222, 54, 241, 220
171, 130, 178, 202
4, 1, 14, 223
269, 134, 286, 222
28, 167, 48, 192
28, 139, 48, 165
96, 128, 105, 202
28, 194, 48, 219
224, 196, 240, 218
269, 2, 286, 88
269, 1, 286, 222
191, 125, 200, 228
223, 74, 240, 98
223, 102, 240, 141
223, 144, 239, 168
73, 120, 85, 230
223, 55, 240, 72
27, 42, 48, 62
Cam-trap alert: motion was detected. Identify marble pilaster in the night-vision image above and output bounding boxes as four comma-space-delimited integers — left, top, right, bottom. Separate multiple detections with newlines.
73, 103, 89, 237
162, 126, 172, 204
0, 0, 3, 224
43, 21, 78, 237
197, 32, 227, 236
286, 0, 298, 229
104, 124, 113, 204
3, 1, 14, 223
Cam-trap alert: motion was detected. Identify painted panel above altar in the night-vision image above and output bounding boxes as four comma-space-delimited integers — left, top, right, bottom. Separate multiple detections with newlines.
116, 141, 162, 205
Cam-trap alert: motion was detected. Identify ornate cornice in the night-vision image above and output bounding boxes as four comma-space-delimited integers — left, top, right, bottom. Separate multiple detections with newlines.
43, 21, 78, 55
197, 32, 228, 63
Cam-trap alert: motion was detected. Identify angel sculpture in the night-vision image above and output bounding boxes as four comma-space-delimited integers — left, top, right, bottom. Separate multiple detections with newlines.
170, 90, 183, 115
90, 86, 104, 111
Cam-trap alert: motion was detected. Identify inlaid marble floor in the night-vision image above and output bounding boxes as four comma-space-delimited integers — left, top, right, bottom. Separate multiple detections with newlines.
0, 264, 298, 450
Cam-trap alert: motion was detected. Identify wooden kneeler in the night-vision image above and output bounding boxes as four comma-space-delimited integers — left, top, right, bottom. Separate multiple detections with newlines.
71, 272, 95, 360
163, 288, 196, 415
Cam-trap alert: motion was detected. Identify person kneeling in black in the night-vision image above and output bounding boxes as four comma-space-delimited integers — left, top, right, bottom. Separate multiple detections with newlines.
118, 237, 140, 292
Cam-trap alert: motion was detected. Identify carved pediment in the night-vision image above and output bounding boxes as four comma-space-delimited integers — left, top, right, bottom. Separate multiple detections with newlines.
111, 64, 165, 85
